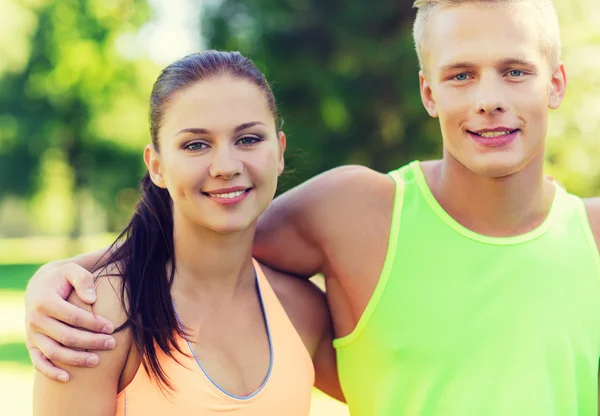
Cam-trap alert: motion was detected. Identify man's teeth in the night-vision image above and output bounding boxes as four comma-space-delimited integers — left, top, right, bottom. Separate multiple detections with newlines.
477, 130, 514, 138
211, 190, 246, 199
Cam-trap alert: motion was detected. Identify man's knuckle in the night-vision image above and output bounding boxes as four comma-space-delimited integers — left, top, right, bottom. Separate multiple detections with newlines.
71, 273, 81, 285
59, 332, 72, 346
75, 355, 87, 366
93, 337, 106, 350
32, 300, 45, 314
67, 311, 81, 327
26, 315, 39, 331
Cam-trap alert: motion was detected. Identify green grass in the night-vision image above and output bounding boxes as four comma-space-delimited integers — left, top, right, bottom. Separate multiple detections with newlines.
0, 263, 36, 415
0, 235, 116, 265
0, 263, 348, 415
0, 263, 39, 290
0, 342, 30, 365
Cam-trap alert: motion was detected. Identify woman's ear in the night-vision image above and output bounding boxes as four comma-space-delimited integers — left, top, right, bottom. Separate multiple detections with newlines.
144, 145, 167, 188
277, 131, 286, 176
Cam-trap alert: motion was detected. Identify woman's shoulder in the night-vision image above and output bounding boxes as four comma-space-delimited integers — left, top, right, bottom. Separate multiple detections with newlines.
35, 262, 138, 411
257, 262, 331, 356
67, 262, 128, 327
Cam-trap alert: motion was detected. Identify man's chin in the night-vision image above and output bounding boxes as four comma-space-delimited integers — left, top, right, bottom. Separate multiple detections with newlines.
461, 155, 527, 179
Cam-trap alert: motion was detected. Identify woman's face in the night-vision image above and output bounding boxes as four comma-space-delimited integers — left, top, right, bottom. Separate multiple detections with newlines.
145, 75, 285, 234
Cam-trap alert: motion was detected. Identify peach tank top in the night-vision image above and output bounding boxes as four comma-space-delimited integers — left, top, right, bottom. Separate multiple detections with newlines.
115, 260, 314, 415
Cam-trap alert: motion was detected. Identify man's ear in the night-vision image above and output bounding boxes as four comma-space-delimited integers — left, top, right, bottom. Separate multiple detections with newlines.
144, 145, 167, 188
548, 63, 567, 110
419, 70, 439, 118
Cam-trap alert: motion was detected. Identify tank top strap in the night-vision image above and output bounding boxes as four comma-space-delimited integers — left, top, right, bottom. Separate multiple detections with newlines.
252, 258, 315, 369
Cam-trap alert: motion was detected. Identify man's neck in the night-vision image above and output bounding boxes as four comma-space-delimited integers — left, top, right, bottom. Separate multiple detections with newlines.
420, 153, 556, 237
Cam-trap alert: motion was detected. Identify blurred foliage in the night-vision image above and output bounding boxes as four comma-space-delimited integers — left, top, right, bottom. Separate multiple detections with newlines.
546, 0, 600, 196
204, 0, 440, 190
203, 0, 600, 195
0, 0, 158, 236
0, 0, 599, 239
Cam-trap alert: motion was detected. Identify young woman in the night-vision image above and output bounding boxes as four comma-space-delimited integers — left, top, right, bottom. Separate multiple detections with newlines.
32, 50, 343, 415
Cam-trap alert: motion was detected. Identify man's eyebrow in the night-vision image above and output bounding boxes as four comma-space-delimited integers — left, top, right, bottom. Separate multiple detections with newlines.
174, 121, 267, 138
439, 58, 537, 73
497, 58, 537, 68
439, 62, 475, 73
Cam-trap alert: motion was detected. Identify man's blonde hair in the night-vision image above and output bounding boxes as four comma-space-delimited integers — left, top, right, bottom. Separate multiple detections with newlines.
412, 0, 561, 70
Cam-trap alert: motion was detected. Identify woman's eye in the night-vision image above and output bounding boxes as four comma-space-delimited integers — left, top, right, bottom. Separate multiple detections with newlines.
237, 136, 262, 146
184, 142, 207, 151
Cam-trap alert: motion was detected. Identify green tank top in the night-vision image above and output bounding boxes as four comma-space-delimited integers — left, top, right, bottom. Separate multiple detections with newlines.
333, 161, 600, 415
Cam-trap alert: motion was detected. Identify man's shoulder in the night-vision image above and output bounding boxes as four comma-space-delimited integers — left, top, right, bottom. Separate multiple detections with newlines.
284, 165, 398, 234
308, 165, 394, 195
306, 165, 400, 210
583, 197, 600, 251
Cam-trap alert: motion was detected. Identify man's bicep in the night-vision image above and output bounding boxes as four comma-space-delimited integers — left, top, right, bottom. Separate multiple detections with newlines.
254, 166, 367, 277
254, 180, 327, 277
68, 247, 114, 272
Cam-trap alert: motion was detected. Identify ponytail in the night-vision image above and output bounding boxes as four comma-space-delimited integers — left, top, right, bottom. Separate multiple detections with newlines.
100, 172, 184, 390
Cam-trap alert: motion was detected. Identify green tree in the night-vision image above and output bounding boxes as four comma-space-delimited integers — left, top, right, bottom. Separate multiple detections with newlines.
0, 0, 157, 236
203, 0, 439, 191
546, 0, 600, 197
203, 0, 600, 196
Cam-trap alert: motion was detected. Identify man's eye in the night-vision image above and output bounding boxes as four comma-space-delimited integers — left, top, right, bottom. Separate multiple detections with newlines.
454, 73, 470, 81
508, 69, 523, 77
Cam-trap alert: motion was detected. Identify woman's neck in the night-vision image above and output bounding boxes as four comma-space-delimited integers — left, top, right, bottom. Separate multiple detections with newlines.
170, 213, 257, 301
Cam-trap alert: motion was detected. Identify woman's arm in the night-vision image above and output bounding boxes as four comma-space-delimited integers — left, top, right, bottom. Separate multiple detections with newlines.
33, 269, 133, 415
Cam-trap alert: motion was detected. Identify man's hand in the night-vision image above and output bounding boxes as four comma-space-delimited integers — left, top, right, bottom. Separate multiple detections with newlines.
25, 262, 116, 382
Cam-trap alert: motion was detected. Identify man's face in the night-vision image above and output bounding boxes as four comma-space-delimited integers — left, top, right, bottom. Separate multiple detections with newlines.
419, 3, 567, 178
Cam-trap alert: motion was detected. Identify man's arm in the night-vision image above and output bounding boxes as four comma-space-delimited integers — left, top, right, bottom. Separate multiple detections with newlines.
27, 164, 395, 383
25, 248, 116, 382
37, 247, 114, 276
254, 165, 390, 277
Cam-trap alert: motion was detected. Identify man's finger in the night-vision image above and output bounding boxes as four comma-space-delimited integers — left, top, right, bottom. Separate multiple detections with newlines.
29, 346, 70, 383
39, 295, 114, 334
34, 333, 104, 368
32, 315, 116, 351
58, 263, 97, 304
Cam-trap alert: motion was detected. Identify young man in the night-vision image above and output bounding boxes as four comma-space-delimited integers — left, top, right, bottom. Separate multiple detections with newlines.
25, 0, 600, 414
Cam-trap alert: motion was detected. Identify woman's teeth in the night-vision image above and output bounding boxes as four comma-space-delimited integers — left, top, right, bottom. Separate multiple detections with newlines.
210, 190, 246, 199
